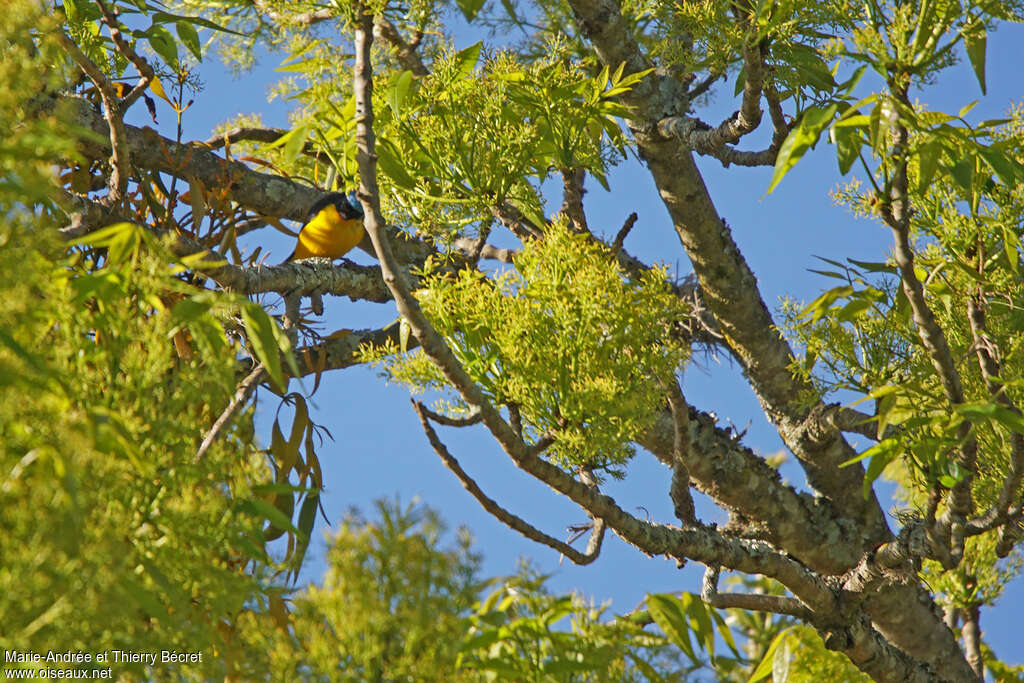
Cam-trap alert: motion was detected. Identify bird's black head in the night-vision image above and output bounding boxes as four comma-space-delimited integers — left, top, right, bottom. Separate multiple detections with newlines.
308, 192, 364, 220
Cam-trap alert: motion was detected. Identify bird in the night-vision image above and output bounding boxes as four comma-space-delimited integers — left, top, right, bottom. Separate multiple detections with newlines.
287, 192, 365, 261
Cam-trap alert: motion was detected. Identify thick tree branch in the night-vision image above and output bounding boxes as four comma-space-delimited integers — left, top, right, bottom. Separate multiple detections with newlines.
566, 0, 888, 544
451, 238, 517, 263
640, 407, 865, 573
558, 167, 589, 233
290, 323, 410, 379
961, 603, 983, 678
47, 94, 435, 266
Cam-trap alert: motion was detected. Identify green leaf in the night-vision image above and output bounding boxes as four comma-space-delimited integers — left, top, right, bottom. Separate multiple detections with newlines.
239, 498, 300, 537
977, 145, 1023, 186
956, 402, 1024, 435
830, 122, 862, 175
862, 440, 899, 498
145, 24, 178, 68
748, 628, 793, 682
647, 594, 697, 663
388, 70, 413, 116
456, 0, 486, 22
836, 297, 874, 322
297, 492, 319, 542
151, 10, 243, 35
399, 316, 411, 353
175, 20, 201, 62
1003, 225, 1020, 274
963, 25, 987, 95
685, 595, 715, 659
766, 104, 837, 193
376, 140, 417, 190
916, 139, 942, 192
800, 284, 854, 322
948, 158, 975, 195
846, 258, 895, 274
788, 44, 835, 92
841, 437, 901, 498
282, 123, 310, 166
241, 302, 285, 391
453, 42, 482, 80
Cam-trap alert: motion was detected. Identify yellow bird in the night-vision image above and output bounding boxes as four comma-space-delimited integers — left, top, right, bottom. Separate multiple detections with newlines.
288, 192, 365, 261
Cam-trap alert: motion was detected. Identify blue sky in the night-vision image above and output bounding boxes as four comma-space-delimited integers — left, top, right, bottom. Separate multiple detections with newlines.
152, 10, 1024, 669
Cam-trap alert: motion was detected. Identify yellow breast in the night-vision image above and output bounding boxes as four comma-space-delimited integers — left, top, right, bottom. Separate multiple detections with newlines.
293, 205, 364, 259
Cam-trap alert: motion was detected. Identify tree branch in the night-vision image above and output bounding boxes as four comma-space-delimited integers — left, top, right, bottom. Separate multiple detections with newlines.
194, 363, 265, 463
373, 17, 429, 76
413, 401, 604, 564
558, 167, 589, 233
658, 42, 764, 156
55, 31, 132, 204
961, 602, 983, 678
702, 566, 811, 620
567, 0, 889, 549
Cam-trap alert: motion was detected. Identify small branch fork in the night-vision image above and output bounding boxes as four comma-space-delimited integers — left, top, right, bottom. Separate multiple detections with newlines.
413, 401, 605, 564
702, 566, 811, 620
66, 0, 156, 204
656, 41, 790, 167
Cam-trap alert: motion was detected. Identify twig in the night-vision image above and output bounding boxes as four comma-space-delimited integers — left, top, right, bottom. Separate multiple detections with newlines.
611, 212, 638, 252
195, 363, 265, 463
702, 566, 811, 620
965, 291, 1024, 533
96, 0, 155, 110
413, 401, 603, 564
251, 0, 334, 26
55, 31, 132, 204
664, 378, 696, 525
416, 403, 483, 427
657, 42, 764, 155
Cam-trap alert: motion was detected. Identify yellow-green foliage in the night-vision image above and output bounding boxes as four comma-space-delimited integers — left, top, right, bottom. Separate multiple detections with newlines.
240, 500, 682, 682
375, 44, 640, 240
0, 217, 276, 679
239, 499, 483, 682
372, 223, 690, 470
0, 1, 78, 204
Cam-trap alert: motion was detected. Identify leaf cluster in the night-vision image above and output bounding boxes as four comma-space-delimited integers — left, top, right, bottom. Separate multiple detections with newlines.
370, 43, 643, 239
0, 219, 281, 679
370, 223, 691, 470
